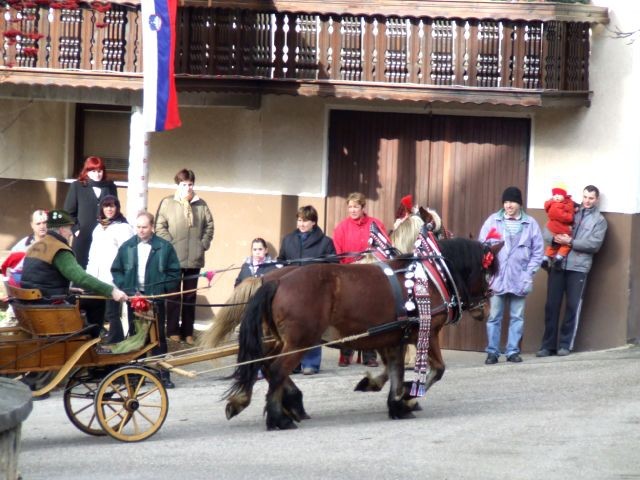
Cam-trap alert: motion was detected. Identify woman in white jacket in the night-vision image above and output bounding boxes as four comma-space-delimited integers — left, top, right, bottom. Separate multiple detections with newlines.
87, 195, 134, 344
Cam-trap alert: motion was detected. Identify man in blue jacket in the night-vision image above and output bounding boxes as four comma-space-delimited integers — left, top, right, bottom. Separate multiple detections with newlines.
536, 185, 607, 357
479, 186, 544, 365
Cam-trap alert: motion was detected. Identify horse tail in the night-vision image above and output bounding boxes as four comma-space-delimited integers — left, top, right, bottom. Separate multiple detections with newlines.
198, 277, 264, 349
224, 280, 278, 400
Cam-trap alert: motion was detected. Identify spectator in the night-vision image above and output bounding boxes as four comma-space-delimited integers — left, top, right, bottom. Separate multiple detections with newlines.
86, 195, 134, 344
64, 156, 118, 268
542, 184, 575, 270
333, 192, 387, 368
392, 194, 414, 232
20, 209, 128, 335
277, 205, 337, 375
479, 186, 543, 365
5, 209, 48, 284
536, 185, 607, 357
111, 211, 181, 388
11, 209, 48, 253
234, 237, 278, 287
155, 168, 214, 346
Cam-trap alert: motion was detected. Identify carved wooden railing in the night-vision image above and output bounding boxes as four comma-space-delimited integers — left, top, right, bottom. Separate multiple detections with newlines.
0, 1, 609, 105
0, 2, 140, 72
176, 9, 591, 91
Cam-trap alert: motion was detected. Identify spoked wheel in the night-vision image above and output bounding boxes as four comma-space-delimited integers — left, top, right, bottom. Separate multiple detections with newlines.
63, 367, 109, 436
95, 366, 168, 442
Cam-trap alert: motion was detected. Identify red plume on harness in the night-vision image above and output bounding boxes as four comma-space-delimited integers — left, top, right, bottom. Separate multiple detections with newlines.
131, 295, 150, 313
484, 227, 502, 242
401, 194, 413, 211
482, 227, 501, 269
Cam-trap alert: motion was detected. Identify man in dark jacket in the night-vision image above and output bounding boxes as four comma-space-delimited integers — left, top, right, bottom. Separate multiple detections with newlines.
111, 211, 181, 387
277, 205, 337, 374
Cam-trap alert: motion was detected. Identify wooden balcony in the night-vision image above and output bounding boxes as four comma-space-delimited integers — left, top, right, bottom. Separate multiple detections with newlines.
0, 1, 609, 108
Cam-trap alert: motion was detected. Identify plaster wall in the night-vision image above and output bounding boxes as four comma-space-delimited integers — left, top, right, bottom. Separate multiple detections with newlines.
529, 0, 640, 214
0, 100, 72, 179
146, 95, 327, 195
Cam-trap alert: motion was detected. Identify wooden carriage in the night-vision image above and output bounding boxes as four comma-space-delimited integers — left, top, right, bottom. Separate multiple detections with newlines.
0, 285, 167, 442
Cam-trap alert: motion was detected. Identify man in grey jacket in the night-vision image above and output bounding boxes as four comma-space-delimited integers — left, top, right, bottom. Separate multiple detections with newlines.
536, 185, 607, 357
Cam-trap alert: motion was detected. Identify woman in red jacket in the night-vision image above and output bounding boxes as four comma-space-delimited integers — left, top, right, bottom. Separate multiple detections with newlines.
333, 192, 388, 368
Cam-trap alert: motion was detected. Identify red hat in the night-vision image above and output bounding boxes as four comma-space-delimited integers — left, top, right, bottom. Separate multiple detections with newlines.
400, 195, 413, 211
552, 187, 567, 197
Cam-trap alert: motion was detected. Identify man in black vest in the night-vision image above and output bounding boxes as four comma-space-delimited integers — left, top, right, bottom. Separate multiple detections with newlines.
21, 209, 128, 335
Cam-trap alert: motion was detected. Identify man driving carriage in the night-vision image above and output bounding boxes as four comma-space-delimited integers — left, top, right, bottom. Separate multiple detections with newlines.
19, 209, 129, 335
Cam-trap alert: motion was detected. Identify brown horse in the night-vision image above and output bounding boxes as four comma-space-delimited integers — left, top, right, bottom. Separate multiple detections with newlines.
225, 237, 501, 430
199, 213, 425, 350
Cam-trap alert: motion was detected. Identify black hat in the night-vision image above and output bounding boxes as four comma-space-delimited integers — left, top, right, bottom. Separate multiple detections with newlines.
501, 186, 523, 205
47, 209, 74, 228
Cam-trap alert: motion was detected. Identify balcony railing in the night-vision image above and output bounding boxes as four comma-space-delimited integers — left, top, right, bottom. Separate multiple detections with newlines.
0, 1, 609, 107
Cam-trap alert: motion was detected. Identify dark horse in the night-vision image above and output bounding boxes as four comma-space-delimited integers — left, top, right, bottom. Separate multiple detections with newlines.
225, 237, 501, 430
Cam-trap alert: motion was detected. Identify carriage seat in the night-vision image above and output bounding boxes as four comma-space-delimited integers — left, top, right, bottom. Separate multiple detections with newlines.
7, 285, 87, 336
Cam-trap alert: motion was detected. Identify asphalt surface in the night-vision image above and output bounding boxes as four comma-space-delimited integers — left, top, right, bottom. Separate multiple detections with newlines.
17, 345, 640, 480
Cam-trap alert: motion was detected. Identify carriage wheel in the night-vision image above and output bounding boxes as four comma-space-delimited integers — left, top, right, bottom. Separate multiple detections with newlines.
94, 366, 168, 442
63, 368, 107, 436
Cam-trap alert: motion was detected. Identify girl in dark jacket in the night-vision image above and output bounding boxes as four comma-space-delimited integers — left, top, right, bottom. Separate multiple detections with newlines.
63, 156, 118, 268
277, 205, 337, 375
234, 237, 278, 287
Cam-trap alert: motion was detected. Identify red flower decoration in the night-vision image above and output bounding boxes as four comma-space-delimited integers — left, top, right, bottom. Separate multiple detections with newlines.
91, 1, 111, 13
3, 29, 23, 39
131, 295, 150, 313
482, 251, 494, 270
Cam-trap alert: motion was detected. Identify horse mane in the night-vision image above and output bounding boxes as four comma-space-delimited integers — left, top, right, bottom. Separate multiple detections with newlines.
390, 214, 424, 254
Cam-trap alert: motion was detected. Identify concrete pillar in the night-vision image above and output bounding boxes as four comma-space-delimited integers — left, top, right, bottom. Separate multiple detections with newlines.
0, 378, 32, 480
127, 107, 150, 222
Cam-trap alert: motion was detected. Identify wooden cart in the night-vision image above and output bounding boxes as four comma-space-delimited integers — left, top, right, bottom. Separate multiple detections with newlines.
0, 285, 172, 442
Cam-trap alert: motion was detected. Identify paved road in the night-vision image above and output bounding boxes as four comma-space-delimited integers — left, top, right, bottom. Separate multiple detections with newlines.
18, 345, 640, 480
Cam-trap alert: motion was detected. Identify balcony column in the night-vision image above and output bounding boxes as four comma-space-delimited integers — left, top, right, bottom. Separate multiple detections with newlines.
127, 107, 150, 221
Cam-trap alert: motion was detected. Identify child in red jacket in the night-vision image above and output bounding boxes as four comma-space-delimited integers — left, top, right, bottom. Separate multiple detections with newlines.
542, 185, 575, 270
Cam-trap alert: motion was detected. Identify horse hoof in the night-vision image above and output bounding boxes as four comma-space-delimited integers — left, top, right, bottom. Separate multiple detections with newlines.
390, 411, 415, 420
411, 402, 422, 412
225, 402, 239, 420
354, 377, 371, 391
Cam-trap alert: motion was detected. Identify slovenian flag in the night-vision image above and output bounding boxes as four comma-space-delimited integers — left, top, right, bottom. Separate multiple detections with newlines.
142, 0, 181, 132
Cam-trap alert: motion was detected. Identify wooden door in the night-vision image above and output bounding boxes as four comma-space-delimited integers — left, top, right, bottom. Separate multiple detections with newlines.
327, 110, 530, 351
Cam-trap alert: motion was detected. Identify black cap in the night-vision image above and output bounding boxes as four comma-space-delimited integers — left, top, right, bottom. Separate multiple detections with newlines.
501, 186, 523, 205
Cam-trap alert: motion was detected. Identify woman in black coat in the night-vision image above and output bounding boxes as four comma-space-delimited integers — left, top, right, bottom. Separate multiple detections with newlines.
63, 156, 118, 268
276, 205, 337, 375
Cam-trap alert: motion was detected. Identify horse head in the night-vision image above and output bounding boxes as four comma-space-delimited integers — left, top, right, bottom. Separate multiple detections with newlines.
438, 238, 502, 321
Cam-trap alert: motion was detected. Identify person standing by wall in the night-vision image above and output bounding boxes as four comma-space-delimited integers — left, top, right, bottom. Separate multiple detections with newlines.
479, 186, 544, 365
277, 205, 337, 375
234, 237, 278, 287
333, 192, 387, 368
155, 169, 214, 346
86, 196, 135, 344
536, 185, 607, 357
111, 211, 181, 388
64, 156, 118, 268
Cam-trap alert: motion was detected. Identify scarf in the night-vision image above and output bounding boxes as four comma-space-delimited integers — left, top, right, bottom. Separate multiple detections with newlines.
174, 190, 194, 227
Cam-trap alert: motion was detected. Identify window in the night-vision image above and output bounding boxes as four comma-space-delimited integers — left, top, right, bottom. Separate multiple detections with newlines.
74, 104, 131, 181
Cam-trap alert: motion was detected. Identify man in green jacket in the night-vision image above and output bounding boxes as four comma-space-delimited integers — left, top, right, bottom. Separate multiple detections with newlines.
21, 209, 128, 335
111, 211, 181, 387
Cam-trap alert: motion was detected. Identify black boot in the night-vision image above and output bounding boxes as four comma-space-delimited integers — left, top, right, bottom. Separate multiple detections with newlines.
159, 370, 175, 389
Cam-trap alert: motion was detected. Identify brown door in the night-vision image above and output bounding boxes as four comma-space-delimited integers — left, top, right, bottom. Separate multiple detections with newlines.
327, 110, 530, 351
